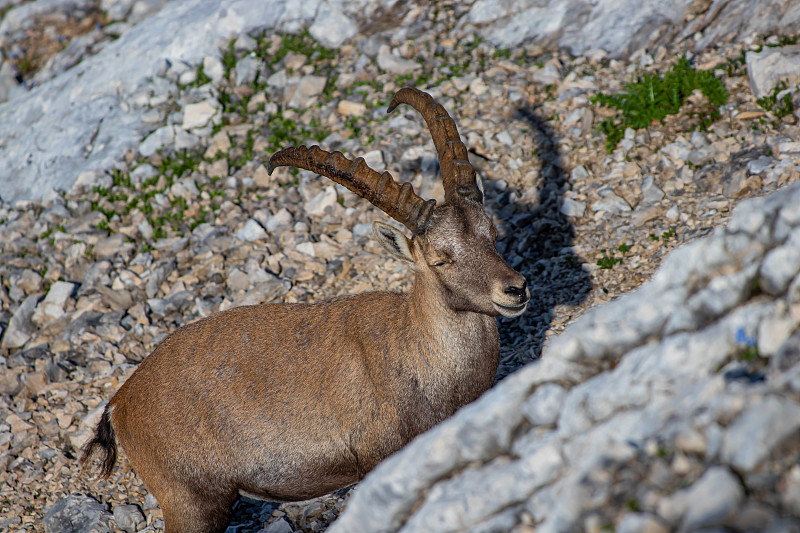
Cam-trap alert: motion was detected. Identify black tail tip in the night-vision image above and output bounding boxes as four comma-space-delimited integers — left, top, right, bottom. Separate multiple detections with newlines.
79, 408, 118, 479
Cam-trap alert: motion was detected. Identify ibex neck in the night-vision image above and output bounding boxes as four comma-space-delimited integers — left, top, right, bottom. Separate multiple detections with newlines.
407, 273, 499, 382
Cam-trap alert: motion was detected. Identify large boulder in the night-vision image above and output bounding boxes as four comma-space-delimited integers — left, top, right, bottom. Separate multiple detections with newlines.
331, 180, 800, 532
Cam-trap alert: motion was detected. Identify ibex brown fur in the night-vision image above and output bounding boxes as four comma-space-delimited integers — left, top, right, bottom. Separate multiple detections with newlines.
81, 87, 530, 533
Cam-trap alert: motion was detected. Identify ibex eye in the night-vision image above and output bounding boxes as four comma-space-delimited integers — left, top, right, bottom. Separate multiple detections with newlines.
432, 260, 449, 267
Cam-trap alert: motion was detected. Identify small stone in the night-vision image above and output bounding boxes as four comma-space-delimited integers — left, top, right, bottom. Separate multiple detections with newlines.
560, 198, 586, 218
362, 150, 384, 170
353, 223, 373, 238
631, 206, 663, 227
266, 208, 293, 232
113, 504, 145, 533
284, 52, 307, 72
205, 131, 231, 158
592, 189, 631, 215
338, 100, 367, 116
641, 175, 665, 204
747, 155, 775, 175
202, 55, 225, 83
296, 242, 316, 257
43, 494, 112, 533
253, 164, 271, 188
15, 269, 43, 295
777, 140, 800, 156
236, 219, 268, 242
658, 466, 743, 529
675, 427, 707, 455
617, 513, 669, 533
495, 131, 514, 146
232, 277, 290, 307
182, 99, 218, 130
97, 285, 133, 311
93, 234, 127, 258
206, 157, 229, 178
143, 493, 159, 510
260, 517, 293, 533
309, 2, 357, 48
267, 69, 287, 88
571, 165, 590, 180
179, 69, 197, 85
1, 294, 39, 349
721, 396, 800, 472
757, 312, 797, 357
5, 413, 34, 433
0, 368, 23, 396
469, 76, 488, 95
32, 281, 75, 327
531, 63, 561, 85
235, 54, 260, 86
305, 186, 338, 217
175, 127, 200, 150
661, 142, 691, 165
138, 125, 175, 157
227, 268, 250, 293
377, 53, 420, 75
56, 412, 74, 430
288, 75, 327, 108
780, 465, 800, 515
746, 45, 800, 100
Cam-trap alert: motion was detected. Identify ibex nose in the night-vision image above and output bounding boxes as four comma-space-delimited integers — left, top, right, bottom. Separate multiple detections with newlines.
504, 280, 528, 300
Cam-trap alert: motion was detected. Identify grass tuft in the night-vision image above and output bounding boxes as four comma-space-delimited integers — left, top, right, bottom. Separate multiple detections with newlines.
592, 55, 728, 153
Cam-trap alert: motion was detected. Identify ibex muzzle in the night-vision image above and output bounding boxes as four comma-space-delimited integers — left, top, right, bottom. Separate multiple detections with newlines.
81, 87, 529, 533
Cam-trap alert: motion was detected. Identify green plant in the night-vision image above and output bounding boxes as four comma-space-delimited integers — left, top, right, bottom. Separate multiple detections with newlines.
756, 81, 795, 121
190, 61, 212, 87
256, 28, 334, 68
596, 243, 631, 269
221, 39, 237, 80
592, 55, 728, 152
626, 499, 641, 512
597, 250, 622, 270
722, 50, 747, 77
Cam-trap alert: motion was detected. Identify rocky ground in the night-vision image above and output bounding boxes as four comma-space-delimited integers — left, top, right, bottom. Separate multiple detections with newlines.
1, 1, 800, 532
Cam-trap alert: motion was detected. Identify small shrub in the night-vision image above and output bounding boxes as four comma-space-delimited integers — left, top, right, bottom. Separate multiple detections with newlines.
592, 55, 728, 152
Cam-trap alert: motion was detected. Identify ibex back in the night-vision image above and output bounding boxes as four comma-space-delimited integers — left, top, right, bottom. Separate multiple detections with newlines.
81, 87, 530, 533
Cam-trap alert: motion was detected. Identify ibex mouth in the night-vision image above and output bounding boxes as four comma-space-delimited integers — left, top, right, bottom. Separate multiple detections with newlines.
492, 301, 529, 318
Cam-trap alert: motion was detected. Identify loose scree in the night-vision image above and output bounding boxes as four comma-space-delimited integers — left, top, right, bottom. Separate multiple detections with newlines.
81, 87, 530, 533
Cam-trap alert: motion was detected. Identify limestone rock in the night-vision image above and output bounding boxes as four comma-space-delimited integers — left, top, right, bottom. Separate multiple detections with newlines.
746, 44, 800, 100
43, 494, 112, 533
1, 294, 39, 349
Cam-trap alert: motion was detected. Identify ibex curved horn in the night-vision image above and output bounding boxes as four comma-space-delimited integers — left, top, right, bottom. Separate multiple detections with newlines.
268, 145, 435, 235
387, 87, 483, 204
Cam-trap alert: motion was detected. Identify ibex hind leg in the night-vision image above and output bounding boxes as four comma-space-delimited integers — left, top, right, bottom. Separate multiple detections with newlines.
158, 484, 235, 533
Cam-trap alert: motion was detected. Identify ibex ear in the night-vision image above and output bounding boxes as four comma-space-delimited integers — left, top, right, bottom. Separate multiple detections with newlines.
373, 222, 414, 264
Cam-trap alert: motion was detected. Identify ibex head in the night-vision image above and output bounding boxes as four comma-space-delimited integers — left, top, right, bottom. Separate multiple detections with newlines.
269, 88, 529, 318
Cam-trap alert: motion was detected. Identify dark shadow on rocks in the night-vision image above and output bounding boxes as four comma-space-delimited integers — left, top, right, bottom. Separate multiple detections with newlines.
489, 105, 593, 377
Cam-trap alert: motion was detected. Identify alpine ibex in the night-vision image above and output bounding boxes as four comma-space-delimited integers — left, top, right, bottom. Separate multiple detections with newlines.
81, 87, 530, 533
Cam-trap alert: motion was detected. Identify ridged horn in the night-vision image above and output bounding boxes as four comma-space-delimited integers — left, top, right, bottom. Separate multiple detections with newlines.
268, 145, 436, 235
387, 87, 482, 204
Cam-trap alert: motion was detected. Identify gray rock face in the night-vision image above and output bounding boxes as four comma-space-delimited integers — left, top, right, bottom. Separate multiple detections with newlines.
462, 0, 800, 58
330, 181, 800, 532
0, 0, 394, 206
